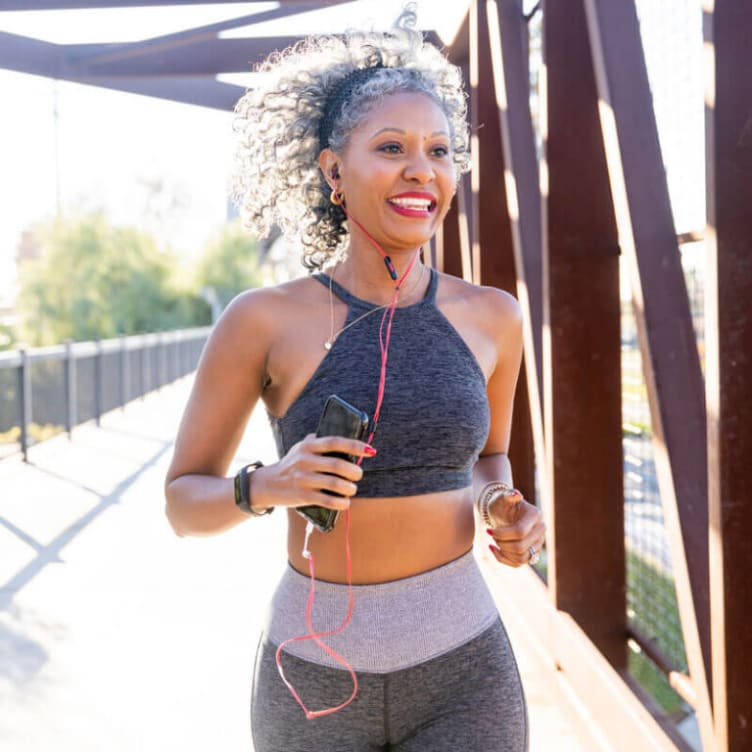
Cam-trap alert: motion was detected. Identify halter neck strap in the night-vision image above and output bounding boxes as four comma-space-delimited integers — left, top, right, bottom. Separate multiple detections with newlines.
313, 267, 437, 309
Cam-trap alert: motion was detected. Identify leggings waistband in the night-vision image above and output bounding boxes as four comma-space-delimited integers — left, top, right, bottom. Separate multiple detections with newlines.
264, 550, 498, 673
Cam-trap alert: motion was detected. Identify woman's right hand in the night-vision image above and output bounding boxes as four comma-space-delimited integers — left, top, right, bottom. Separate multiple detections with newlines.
250, 433, 373, 512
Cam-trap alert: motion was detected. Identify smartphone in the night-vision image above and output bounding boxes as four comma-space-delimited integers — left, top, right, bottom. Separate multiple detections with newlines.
296, 394, 369, 533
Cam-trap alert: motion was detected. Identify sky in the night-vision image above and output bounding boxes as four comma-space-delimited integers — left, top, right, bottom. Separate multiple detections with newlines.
0, 0, 704, 305
0, 1, 471, 303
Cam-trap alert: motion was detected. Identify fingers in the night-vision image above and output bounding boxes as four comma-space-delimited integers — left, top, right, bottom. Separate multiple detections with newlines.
315, 455, 364, 483
299, 489, 353, 511
300, 470, 359, 499
487, 534, 546, 567
487, 499, 546, 568
489, 500, 541, 540
487, 544, 523, 568
307, 434, 376, 461
295, 434, 372, 495
257, 435, 373, 512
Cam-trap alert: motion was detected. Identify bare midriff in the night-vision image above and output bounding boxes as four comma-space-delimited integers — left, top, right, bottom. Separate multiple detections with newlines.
287, 486, 476, 584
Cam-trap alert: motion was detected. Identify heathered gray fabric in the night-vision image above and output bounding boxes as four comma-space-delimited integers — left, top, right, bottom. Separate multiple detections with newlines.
265, 550, 497, 672
267, 268, 490, 497
251, 618, 529, 752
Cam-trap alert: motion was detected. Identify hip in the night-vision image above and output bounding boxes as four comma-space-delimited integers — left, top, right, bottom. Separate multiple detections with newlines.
264, 548, 498, 673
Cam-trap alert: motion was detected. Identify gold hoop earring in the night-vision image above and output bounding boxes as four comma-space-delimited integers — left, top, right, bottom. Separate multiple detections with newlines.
330, 188, 345, 206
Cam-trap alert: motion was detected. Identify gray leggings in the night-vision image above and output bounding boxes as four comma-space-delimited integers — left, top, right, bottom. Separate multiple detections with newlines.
250, 619, 528, 752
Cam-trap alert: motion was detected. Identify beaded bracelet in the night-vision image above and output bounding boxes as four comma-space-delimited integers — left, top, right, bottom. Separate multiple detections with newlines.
477, 481, 520, 528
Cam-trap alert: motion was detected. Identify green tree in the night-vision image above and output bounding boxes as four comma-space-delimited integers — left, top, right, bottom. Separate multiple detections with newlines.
194, 221, 263, 312
0, 322, 16, 351
17, 213, 210, 345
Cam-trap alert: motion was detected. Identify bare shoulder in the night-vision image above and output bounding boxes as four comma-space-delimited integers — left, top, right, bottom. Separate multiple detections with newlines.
212, 275, 322, 346
435, 271, 522, 331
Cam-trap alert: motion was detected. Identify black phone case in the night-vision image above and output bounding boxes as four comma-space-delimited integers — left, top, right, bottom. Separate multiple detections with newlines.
296, 395, 369, 533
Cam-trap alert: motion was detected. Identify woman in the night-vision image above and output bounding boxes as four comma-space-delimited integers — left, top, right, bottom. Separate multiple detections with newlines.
164, 8, 545, 751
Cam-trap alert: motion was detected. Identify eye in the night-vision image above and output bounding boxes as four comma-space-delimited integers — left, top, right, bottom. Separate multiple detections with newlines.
377, 142, 404, 155
431, 145, 450, 158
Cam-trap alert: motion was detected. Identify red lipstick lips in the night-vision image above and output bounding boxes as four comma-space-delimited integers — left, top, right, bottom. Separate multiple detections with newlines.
386, 191, 437, 218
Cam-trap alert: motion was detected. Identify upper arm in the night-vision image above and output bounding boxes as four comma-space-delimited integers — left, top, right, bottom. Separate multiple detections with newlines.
481, 288, 524, 456
165, 289, 274, 485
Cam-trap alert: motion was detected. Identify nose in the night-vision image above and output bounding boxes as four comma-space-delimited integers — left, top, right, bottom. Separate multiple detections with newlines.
402, 151, 434, 184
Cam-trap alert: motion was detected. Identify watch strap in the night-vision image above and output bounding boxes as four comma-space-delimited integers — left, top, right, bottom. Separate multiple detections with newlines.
234, 462, 273, 516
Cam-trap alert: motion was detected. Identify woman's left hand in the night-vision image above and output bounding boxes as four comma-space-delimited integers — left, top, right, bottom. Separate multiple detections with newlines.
486, 490, 546, 568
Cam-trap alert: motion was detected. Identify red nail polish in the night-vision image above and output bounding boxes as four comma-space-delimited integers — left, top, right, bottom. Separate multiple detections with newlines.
485, 528, 495, 536
488, 544, 497, 555
364, 446, 377, 457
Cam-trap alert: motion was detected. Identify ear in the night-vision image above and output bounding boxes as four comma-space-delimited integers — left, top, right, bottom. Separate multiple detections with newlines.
319, 149, 341, 188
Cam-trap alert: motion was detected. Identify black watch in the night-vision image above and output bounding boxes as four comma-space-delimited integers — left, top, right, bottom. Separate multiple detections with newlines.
233, 462, 273, 516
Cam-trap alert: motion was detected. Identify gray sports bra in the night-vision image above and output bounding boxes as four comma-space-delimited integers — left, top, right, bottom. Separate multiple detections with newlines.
267, 268, 490, 497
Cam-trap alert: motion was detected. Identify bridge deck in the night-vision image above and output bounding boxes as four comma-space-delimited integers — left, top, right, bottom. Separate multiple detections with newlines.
0, 378, 583, 751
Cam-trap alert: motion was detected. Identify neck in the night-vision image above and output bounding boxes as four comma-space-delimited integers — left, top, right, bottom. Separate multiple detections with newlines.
336, 245, 424, 305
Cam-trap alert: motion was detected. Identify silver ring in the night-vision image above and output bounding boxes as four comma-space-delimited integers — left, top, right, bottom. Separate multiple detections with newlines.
528, 545, 540, 565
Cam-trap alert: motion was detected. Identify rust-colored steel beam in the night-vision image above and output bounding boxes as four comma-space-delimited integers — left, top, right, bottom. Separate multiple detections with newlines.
443, 20, 474, 283
437, 195, 464, 279
704, 2, 752, 749
76, 75, 244, 110
470, 0, 535, 506
455, 173, 474, 282
677, 230, 705, 246
582, 0, 714, 746
543, 0, 625, 668
65, 38, 310, 76
0, 31, 64, 78
0, 32, 321, 79
70, 12, 442, 70
627, 624, 696, 710
485, 0, 546, 498
0, 8, 438, 110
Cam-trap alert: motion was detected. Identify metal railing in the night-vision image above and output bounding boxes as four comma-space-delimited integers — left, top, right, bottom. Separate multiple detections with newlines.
0, 328, 210, 461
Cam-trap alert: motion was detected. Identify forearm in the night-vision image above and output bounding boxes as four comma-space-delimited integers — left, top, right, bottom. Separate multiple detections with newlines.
165, 472, 256, 537
472, 452, 514, 502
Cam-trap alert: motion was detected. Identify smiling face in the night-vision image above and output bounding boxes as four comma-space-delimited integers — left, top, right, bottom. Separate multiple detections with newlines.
322, 90, 457, 256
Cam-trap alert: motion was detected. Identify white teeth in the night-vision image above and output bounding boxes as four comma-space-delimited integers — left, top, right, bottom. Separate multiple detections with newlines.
388, 197, 433, 210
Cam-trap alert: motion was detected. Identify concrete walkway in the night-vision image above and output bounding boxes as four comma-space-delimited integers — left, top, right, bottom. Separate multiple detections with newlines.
0, 377, 583, 751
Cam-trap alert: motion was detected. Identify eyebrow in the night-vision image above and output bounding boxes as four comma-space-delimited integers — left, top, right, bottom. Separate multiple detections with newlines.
370, 127, 450, 139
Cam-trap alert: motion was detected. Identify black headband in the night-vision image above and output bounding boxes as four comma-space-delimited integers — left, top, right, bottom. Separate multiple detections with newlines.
318, 64, 386, 150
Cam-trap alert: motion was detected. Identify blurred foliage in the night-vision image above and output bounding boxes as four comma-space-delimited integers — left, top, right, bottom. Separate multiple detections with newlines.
0, 322, 16, 351
194, 221, 263, 310
0, 422, 62, 447
16, 213, 211, 345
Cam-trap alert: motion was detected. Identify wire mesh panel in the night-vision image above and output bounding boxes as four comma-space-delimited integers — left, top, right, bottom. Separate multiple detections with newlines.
625, 0, 704, 741
128, 347, 144, 403
148, 342, 160, 391
101, 347, 123, 414
28, 357, 66, 443
167, 339, 179, 383
0, 364, 21, 457
75, 354, 97, 425
187, 337, 206, 377
622, 313, 690, 719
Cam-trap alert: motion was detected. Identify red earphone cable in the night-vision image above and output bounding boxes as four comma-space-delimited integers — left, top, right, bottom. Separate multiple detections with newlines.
275, 509, 357, 719
275, 181, 421, 719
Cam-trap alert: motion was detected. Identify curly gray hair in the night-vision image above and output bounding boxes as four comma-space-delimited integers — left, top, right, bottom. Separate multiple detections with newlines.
230, 7, 470, 271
